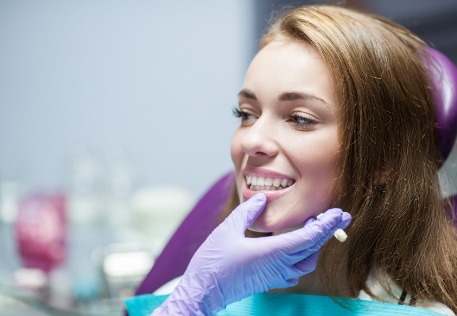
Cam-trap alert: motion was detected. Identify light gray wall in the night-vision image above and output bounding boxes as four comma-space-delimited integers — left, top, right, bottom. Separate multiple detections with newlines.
0, 1, 254, 199
2, 0, 456, 204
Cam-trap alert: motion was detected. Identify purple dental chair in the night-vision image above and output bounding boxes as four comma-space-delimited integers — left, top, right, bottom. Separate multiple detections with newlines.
133, 47, 457, 298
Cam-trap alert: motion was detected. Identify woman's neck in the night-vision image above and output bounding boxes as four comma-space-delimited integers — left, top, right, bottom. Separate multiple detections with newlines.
270, 269, 327, 295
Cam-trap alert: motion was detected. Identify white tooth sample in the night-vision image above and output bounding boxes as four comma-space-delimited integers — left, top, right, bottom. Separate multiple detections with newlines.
334, 229, 348, 242
281, 179, 289, 187
257, 177, 266, 186
251, 176, 258, 186
273, 178, 281, 187
246, 175, 251, 185
265, 178, 273, 186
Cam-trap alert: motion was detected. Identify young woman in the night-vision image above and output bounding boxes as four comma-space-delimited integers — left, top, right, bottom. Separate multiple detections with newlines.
147, 5, 457, 315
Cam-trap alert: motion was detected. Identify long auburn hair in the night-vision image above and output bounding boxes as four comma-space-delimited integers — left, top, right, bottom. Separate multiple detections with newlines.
223, 5, 457, 311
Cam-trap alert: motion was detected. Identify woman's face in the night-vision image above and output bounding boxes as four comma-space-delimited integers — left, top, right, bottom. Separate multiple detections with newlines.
231, 39, 340, 233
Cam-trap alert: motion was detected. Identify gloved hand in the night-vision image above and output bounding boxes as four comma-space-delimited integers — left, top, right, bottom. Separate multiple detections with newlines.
152, 193, 351, 316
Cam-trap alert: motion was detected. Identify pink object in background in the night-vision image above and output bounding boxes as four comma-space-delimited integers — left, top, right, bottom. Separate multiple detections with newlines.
14, 193, 67, 274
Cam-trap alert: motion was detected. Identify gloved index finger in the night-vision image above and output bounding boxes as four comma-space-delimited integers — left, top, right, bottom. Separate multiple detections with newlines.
224, 193, 267, 232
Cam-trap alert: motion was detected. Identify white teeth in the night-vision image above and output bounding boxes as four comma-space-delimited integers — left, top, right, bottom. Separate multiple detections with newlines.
245, 175, 294, 191
252, 185, 277, 191
273, 178, 281, 187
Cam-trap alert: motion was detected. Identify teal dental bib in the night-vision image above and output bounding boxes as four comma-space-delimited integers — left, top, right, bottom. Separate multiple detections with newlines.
125, 293, 442, 315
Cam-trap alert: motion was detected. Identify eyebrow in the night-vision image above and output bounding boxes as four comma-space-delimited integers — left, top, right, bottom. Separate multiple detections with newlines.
238, 89, 331, 107
238, 89, 257, 100
278, 91, 329, 106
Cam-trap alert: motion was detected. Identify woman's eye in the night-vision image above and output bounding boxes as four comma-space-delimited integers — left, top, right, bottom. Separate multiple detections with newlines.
289, 113, 318, 128
232, 107, 257, 124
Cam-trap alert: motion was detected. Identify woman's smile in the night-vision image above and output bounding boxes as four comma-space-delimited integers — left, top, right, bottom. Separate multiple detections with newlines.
242, 167, 296, 202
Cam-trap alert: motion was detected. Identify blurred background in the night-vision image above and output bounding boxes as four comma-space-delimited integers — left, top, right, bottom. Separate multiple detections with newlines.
0, 0, 456, 315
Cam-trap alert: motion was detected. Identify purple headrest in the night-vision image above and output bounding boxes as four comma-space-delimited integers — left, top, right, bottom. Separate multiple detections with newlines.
425, 47, 457, 164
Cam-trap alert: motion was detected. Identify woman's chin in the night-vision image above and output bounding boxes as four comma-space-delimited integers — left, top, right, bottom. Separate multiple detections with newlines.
247, 215, 302, 234
271, 224, 303, 235
246, 216, 276, 233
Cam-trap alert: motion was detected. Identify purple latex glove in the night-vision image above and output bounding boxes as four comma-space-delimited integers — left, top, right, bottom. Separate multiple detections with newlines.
152, 193, 351, 316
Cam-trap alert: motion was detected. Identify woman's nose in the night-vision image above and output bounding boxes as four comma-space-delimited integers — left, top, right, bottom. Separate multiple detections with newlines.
241, 117, 278, 158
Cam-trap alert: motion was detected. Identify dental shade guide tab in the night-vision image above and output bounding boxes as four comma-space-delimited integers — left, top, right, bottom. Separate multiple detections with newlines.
333, 228, 348, 242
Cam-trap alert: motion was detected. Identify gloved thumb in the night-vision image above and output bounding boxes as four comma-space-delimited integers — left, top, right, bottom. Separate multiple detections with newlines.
225, 193, 266, 232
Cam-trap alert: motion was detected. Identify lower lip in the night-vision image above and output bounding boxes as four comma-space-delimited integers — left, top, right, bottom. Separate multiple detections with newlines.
242, 184, 294, 202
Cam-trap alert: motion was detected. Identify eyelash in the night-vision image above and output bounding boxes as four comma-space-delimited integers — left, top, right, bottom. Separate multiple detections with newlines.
232, 107, 254, 121
289, 113, 318, 128
232, 107, 318, 129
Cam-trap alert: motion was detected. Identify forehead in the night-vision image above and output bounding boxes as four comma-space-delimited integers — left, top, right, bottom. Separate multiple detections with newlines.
243, 39, 337, 108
